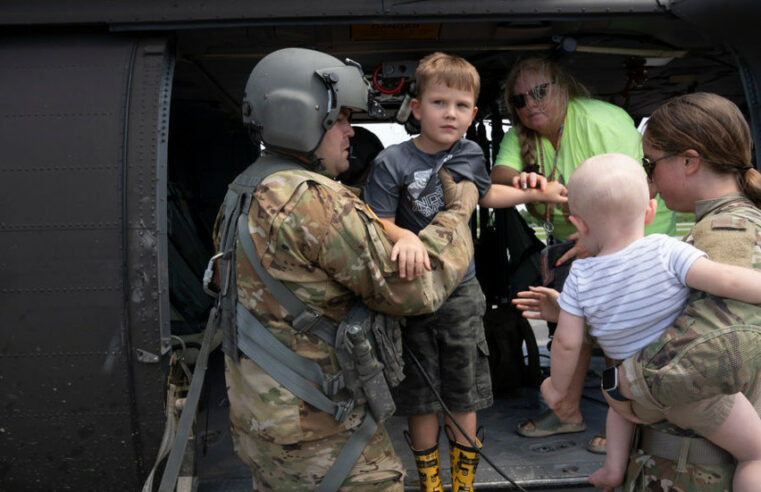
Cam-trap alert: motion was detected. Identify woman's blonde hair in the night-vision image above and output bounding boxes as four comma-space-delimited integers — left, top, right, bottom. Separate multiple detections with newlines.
644, 92, 761, 207
503, 57, 590, 169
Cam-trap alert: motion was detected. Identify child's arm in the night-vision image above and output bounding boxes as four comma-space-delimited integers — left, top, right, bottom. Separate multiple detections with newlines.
479, 181, 567, 209
542, 309, 586, 405
377, 216, 431, 280
686, 257, 761, 304
512, 286, 561, 323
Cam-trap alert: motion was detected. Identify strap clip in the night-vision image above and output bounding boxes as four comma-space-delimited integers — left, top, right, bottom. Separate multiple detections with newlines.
334, 398, 355, 423
293, 310, 321, 333
322, 371, 345, 397
202, 252, 226, 297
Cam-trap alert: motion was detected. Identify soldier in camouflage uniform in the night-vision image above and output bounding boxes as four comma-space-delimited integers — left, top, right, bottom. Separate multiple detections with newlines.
215, 48, 480, 491
604, 93, 761, 491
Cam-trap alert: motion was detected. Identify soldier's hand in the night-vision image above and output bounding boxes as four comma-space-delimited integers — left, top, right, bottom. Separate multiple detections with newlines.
438, 168, 478, 221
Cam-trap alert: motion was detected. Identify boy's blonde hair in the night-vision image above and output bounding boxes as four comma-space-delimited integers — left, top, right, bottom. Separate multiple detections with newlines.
415, 52, 480, 101
568, 153, 650, 225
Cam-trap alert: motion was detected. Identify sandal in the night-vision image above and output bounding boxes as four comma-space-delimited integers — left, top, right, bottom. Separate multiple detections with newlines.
515, 409, 587, 437
586, 429, 606, 454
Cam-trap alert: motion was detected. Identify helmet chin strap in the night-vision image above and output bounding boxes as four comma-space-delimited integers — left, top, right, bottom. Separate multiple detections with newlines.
266, 147, 329, 176
307, 154, 325, 172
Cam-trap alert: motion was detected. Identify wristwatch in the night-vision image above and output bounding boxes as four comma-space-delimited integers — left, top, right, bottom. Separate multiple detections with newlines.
601, 364, 630, 402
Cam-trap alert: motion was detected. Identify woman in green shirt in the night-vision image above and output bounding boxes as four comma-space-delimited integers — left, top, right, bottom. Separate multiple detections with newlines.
493, 57, 675, 446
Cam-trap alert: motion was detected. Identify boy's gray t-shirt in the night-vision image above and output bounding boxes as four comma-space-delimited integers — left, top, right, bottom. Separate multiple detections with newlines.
364, 138, 491, 282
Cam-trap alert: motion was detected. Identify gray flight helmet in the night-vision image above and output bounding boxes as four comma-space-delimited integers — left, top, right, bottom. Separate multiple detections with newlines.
242, 47, 383, 154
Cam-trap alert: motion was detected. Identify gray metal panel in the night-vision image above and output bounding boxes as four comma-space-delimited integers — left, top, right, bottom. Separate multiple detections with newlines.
0, 0, 664, 26
670, 0, 761, 166
124, 38, 175, 478
0, 35, 170, 490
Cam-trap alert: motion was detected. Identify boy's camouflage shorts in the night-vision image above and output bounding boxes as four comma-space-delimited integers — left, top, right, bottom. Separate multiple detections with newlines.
392, 277, 493, 416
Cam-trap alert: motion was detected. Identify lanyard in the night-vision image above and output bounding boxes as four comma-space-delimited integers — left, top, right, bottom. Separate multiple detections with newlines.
538, 123, 564, 237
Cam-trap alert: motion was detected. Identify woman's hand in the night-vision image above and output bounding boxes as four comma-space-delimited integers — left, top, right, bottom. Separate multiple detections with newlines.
390, 229, 431, 280
512, 286, 561, 323
512, 171, 547, 191
555, 233, 591, 265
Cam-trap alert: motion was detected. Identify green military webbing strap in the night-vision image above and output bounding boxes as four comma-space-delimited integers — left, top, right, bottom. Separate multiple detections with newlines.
236, 214, 338, 346
232, 157, 339, 341
157, 306, 219, 492
317, 411, 378, 492
235, 303, 350, 419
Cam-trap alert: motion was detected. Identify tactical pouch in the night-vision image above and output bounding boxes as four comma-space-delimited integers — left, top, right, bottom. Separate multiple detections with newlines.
335, 305, 404, 422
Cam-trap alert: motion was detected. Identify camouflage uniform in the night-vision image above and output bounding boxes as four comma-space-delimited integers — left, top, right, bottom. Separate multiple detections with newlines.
216, 157, 475, 491
622, 193, 761, 491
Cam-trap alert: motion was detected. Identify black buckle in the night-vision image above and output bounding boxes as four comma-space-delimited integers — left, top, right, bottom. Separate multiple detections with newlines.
322, 371, 345, 397
292, 310, 321, 333
334, 398, 355, 423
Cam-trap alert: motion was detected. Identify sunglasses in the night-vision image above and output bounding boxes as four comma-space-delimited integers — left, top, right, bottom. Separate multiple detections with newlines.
642, 152, 679, 180
509, 82, 552, 109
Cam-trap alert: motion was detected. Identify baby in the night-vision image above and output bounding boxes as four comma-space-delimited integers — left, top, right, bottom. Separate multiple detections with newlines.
539, 153, 761, 491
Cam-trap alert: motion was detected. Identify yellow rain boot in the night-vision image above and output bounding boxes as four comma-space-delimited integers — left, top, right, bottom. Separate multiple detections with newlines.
405, 430, 444, 492
447, 426, 482, 492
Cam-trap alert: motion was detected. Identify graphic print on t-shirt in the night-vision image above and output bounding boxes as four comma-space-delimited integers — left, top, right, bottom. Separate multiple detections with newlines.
407, 169, 444, 217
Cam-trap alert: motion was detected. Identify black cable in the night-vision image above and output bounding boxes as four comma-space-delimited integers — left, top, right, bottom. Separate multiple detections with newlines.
405, 345, 529, 492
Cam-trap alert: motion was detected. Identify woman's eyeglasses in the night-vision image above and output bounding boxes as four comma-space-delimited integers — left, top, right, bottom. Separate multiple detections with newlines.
642, 152, 678, 180
509, 82, 552, 109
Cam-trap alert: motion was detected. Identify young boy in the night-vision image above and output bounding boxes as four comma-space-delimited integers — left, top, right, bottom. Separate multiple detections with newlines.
539, 153, 761, 491
363, 52, 567, 491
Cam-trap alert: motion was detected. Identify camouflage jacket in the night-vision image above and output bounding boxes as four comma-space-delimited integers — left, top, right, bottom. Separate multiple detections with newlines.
216, 156, 474, 445
640, 193, 761, 430
625, 193, 761, 491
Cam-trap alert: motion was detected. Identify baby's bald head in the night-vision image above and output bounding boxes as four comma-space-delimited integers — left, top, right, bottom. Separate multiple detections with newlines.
568, 153, 650, 227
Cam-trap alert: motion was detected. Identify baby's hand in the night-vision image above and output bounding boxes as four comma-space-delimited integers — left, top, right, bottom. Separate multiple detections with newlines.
540, 181, 568, 204
512, 286, 561, 323
512, 172, 547, 191
391, 230, 431, 280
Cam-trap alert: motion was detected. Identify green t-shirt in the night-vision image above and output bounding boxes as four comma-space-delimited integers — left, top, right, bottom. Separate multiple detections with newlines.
494, 98, 676, 240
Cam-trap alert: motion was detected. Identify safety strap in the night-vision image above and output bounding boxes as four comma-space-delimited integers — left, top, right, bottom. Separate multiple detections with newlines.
639, 426, 734, 466
157, 306, 220, 492
316, 411, 378, 492
236, 304, 352, 420
236, 214, 337, 344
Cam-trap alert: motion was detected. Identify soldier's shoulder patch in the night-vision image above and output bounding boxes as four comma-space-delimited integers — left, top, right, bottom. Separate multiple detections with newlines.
710, 213, 748, 231
363, 203, 385, 229
694, 213, 755, 268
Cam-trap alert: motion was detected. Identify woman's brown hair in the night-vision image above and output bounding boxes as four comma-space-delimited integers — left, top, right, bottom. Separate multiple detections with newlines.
644, 92, 761, 207
503, 57, 590, 169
